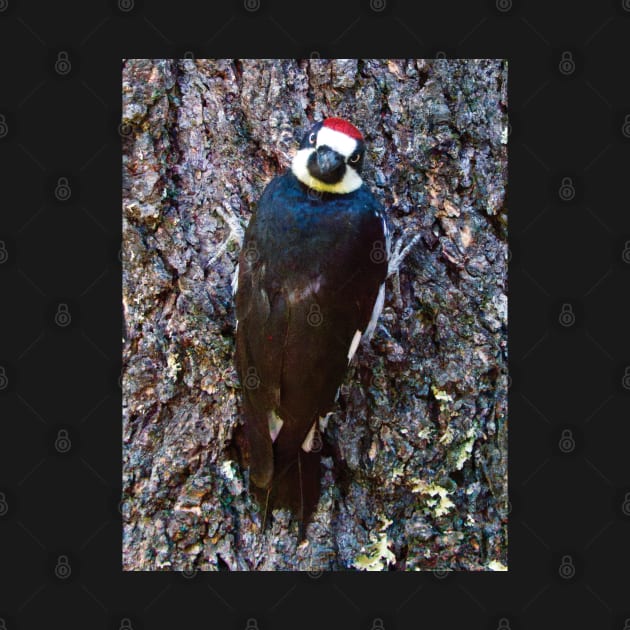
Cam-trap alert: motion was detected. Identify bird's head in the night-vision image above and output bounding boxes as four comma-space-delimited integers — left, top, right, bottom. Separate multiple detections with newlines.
291, 117, 365, 194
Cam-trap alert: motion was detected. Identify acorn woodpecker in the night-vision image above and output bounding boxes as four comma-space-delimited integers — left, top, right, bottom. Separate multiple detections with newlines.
234, 117, 389, 531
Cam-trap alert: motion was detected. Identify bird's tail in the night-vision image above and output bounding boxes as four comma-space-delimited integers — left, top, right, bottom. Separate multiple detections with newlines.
252, 448, 321, 537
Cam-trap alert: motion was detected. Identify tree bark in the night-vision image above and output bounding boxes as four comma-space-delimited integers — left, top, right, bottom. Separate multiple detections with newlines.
122, 58, 508, 571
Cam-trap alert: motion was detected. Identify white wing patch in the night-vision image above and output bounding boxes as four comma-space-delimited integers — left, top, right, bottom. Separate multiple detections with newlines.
301, 422, 317, 452
233, 263, 239, 332
383, 216, 390, 255
231, 263, 239, 296
362, 215, 388, 341
319, 411, 332, 432
347, 329, 362, 364
302, 412, 333, 452
268, 411, 284, 442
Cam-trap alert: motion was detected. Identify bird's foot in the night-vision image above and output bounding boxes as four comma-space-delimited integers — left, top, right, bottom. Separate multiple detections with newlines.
387, 233, 421, 278
206, 203, 245, 268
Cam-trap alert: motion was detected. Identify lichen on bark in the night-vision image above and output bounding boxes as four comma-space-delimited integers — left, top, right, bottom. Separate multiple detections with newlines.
122, 58, 508, 571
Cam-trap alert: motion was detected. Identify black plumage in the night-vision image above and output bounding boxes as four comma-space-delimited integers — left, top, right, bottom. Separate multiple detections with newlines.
234, 119, 387, 531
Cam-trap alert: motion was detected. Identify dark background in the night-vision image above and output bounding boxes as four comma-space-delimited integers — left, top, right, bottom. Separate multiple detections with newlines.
0, 0, 628, 628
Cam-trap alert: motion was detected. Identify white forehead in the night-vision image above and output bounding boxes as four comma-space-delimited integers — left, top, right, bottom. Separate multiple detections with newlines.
317, 126, 358, 158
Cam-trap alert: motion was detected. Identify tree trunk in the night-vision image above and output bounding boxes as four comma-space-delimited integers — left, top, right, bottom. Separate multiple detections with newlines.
122, 58, 508, 571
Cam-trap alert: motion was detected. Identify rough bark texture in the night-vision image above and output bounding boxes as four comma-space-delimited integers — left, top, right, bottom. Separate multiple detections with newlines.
122, 58, 508, 571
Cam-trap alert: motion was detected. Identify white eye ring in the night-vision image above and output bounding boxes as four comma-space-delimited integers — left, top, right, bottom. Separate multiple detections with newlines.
350, 153, 361, 163
309, 132, 316, 144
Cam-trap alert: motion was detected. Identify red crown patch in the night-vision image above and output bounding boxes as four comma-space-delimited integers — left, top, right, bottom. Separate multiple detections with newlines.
322, 117, 363, 141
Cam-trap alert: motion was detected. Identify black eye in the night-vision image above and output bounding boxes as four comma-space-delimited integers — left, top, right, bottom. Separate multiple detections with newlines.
309, 132, 316, 145
349, 153, 361, 164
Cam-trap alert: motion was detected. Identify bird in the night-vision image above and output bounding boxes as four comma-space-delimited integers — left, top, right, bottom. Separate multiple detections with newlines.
234, 117, 389, 533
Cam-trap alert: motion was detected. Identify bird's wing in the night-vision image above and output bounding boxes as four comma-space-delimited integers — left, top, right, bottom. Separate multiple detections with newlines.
235, 240, 288, 491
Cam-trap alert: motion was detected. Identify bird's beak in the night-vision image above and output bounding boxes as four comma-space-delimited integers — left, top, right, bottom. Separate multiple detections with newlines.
316, 146, 344, 175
